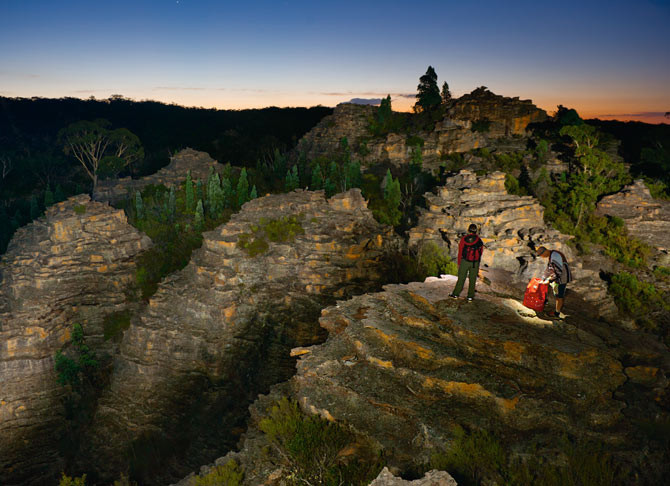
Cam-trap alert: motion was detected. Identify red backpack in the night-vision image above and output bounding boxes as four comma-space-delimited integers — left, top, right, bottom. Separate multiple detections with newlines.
462, 236, 484, 262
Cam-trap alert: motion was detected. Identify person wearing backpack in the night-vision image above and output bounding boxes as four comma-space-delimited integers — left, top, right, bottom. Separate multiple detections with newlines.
536, 246, 572, 319
449, 223, 484, 301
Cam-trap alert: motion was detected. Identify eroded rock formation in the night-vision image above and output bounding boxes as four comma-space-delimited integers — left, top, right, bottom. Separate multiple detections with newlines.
289, 277, 669, 472
296, 88, 546, 173
93, 148, 218, 204
0, 195, 151, 486
597, 179, 670, 254
369, 467, 457, 486
82, 189, 399, 483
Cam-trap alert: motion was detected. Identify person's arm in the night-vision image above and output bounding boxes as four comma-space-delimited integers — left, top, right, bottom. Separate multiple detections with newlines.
458, 237, 464, 265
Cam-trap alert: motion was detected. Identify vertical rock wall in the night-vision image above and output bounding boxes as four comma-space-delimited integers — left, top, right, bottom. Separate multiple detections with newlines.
0, 195, 151, 486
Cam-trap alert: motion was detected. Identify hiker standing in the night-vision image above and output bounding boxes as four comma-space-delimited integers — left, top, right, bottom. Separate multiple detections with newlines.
536, 246, 571, 318
449, 223, 484, 301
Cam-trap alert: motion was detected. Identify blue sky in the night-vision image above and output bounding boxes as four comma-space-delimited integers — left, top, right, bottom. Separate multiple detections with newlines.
1, 0, 668, 122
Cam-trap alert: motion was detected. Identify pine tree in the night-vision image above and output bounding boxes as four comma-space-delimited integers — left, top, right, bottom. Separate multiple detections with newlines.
441, 81, 451, 104
285, 165, 299, 192
185, 170, 195, 212
207, 172, 221, 213
135, 190, 145, 221
324, 177, 336, 198
221, 177, 232, 208
311, 163, 324, 190
195, 200, 204, 230
237, 168, 249, 208
377, 95, 392, 129
196, 180, 205, 203
328, 161, 339, 192
30, 195, 39, 220
414, 66, 441, 113
344, 160, 362, 190
44, 184, 54, 208
250, 185, 258, 200
382, 169, 402, 226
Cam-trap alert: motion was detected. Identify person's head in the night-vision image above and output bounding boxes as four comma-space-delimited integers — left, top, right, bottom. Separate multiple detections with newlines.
536, 246, 550, 258
468, 223, 478, 234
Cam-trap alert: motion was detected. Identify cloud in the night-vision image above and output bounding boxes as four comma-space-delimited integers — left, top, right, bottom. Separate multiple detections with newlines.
347, 98, 382, 105
0, 71, 40, 79
393, 93, 415, 98
153, 86, 207, 91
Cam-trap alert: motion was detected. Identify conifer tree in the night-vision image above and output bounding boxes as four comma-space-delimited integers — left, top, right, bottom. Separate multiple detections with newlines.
377, 95, 392, 129
441, 81, 451, 103
382, 169, 402, 226
285, 165, 299, 191
196, 180, 204, 204
344, 160, 362, 190
44, 184, 54, 208
324, 177, 336, 198
185, 170, 195, 212
414, 66, 441, 113
135, 190, 144, 221
328, 161, 339, 192
311, 163, 324, 190
250, 185, 258, 200
30, 195, 39, 220
195, 200, 204, 230
237, 168, 249, 208
221, 177, 232, 208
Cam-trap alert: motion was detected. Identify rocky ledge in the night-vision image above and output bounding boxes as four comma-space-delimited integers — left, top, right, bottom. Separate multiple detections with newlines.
81, 189, 400, 484
597, 179, 670, 256
93, 148, 218, 204
0, 195, 151, 486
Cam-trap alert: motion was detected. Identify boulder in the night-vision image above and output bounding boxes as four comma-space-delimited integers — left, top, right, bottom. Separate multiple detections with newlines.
81, 189, 400, 484
369, 467, 457, 486
0, 195, 151, 486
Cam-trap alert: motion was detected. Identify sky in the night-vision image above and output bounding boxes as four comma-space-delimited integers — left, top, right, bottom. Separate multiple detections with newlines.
1, 0, 669, 123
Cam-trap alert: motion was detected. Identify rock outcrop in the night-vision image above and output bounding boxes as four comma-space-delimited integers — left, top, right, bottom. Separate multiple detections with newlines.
93, 148, 218, 204
296, 89, 546, 173
597, 179, 670, 253
289, 277, 669, 472
408, 170, 615, 317
369, 468, 457, 486
82, 189, 399, 484
0, 195, 151, 486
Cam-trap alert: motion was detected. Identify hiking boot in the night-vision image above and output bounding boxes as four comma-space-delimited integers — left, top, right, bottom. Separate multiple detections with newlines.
467, 297, 474, 302
449, 293, 458, 299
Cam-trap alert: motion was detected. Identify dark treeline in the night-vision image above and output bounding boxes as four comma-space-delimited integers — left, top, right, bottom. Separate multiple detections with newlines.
0, 96, 331, 252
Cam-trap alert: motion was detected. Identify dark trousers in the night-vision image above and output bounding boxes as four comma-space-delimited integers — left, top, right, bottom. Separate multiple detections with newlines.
452, 260, 480, 298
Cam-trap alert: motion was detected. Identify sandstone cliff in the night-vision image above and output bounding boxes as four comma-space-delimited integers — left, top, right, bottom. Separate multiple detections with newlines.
296, 88, 546, 173
409, 170, 616, 318
597, 180, 670, 257
81, 189, 400, 484
0, 195, 151, 486
93, 148, 218, 204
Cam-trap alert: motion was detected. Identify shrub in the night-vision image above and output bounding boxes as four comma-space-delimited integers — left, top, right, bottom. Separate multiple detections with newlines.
505, 173, 527, 196
430, 426, 627, 486
55, 323, 98, 386
418, 241, 458, 277
644, 178, 670, 200
193, 460, 244, 486
237, 216, 304, 257
73, 204, 86, 215
653, 266, 670, 282
259, 397, 381, 486
59, 473, 87, 486
609, 272, 670, 330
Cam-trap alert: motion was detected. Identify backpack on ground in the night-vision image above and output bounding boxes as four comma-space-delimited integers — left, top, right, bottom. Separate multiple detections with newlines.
523, 277, 548, 312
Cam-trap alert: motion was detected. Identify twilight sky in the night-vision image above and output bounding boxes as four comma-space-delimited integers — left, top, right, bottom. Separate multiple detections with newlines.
1, 0, 668, 123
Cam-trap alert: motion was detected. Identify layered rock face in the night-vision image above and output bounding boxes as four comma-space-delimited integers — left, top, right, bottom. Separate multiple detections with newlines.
82, 189, 399, 483
289, 277, 668, 471
93, 148, 218, 204
296, 89, 546, 173
0, 195, 151, 486
408, 170, 615, 317
597, 180, 670, 253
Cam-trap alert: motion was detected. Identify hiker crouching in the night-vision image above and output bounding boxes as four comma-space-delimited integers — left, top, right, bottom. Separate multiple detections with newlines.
536, 246, 572, 318
449, 223, 484, 301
